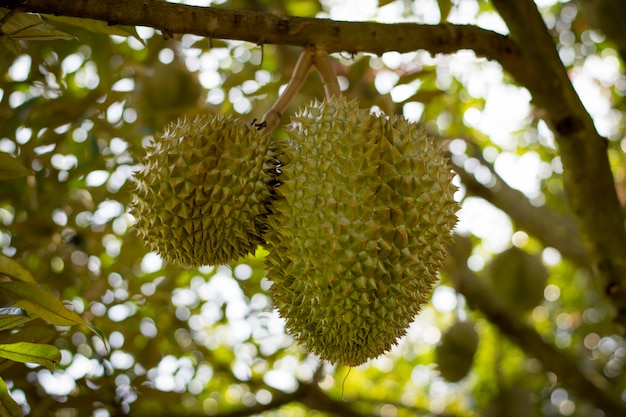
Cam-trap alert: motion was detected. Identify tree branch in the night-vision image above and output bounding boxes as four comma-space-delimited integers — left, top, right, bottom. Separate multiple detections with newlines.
448, 140, 589, 266
491, 0, 626, 329
447, 260, 626, 417
3, 0, 521, 60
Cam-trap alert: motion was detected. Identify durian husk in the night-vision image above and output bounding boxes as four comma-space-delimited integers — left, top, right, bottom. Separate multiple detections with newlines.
130, 114, 281, 267
435, 320, 479, 382
486, 247, 548, 315
266, 96, 458, 366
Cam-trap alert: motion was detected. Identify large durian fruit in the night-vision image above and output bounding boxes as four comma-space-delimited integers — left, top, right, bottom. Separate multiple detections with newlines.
130, 114, 281, 267
265, 96, 458, 366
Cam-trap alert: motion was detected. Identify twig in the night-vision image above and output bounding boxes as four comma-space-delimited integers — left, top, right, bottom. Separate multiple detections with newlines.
259, 48, 314, 131
313, 49, 341, 99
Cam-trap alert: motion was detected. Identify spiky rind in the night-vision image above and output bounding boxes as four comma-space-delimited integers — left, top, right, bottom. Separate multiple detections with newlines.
435, 321, 479, 382
486, 247, 548, 314
130, 114, 280, 267
266, 96, 458, 366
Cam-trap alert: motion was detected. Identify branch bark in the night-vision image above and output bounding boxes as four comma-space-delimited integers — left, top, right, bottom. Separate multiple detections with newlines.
490, 0, 626, 328
2, 0, 521, 59
448, 140, 589, 266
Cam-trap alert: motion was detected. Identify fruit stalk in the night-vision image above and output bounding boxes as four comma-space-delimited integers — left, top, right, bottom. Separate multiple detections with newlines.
313, 49, 341, 99
260, 48, 315, 131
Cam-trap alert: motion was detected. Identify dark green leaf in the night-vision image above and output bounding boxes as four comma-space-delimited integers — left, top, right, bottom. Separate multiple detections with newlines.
437, 0, 453, 22
0, 11, 75, 41
0, 316, 31, 332
402, 89, 445, 104
0, 282, 104, 344
0, 377, 22, 417
0, 153, 31, 182
44, 15, 145, 45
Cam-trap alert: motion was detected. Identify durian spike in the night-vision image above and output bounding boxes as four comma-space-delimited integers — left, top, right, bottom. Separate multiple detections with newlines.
260, 48, 315, 131
313, 49, 341, 99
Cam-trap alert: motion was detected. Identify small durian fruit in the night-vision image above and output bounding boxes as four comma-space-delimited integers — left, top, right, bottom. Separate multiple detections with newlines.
486, 247, 548, 315
435, 321, 479, 382
130, 114, 281, 267
265, 96, 458, 366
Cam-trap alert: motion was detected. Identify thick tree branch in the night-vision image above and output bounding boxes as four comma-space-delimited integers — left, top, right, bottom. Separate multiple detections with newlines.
448, 141, 589, 265
491, 0, 626, 328
3, 0, 521, 60
447, 261, 626, 417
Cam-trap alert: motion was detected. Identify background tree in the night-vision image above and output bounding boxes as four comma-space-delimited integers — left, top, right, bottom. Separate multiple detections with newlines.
1, 0, 626, 416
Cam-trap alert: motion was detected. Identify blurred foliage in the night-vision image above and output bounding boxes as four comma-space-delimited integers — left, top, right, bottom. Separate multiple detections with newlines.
0, 0, 626, 416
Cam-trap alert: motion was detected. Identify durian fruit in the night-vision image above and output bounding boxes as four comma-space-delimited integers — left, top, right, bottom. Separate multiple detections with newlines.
486, 247, 548, 315
130, 114, 281, 267
435, 320, 479, 382
265, 96, 458, 366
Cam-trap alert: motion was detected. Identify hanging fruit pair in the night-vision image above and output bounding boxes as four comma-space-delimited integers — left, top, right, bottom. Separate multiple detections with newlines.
130, 48, 458, 366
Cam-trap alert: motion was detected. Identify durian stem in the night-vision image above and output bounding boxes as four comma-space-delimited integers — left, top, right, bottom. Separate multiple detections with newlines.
260, 48, 315, 131
313, 49, 341, 99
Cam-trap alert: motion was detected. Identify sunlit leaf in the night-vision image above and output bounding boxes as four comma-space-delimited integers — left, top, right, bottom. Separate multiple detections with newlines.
0, 153, 31, 182
0, 325, 57, 372
0, 255, 36, 284
0, 377, 22, 417
0, 11, 75, 41
0, 282, 105, 344
0, 343, 61, 372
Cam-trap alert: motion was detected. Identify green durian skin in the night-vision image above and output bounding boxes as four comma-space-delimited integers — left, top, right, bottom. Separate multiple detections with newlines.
130, 114, 280, 268
435, 321, 479, 382
266, 96, 458, 366
486, 247, 548, 315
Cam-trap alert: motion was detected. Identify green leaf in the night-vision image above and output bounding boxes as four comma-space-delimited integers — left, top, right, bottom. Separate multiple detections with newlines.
0, 325, 56, 371
0, 343, 61, 371
0, 153, 31, 182
43, 15, 146, 46
403, 89, 445, 104
0, 325, 55, 345
0, 377, 22, 417
0, 255, 36, 284
0, 316, 31, 332
0, 12, 75, 41
0, 282, 104, 344
437, 0, 453, 22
